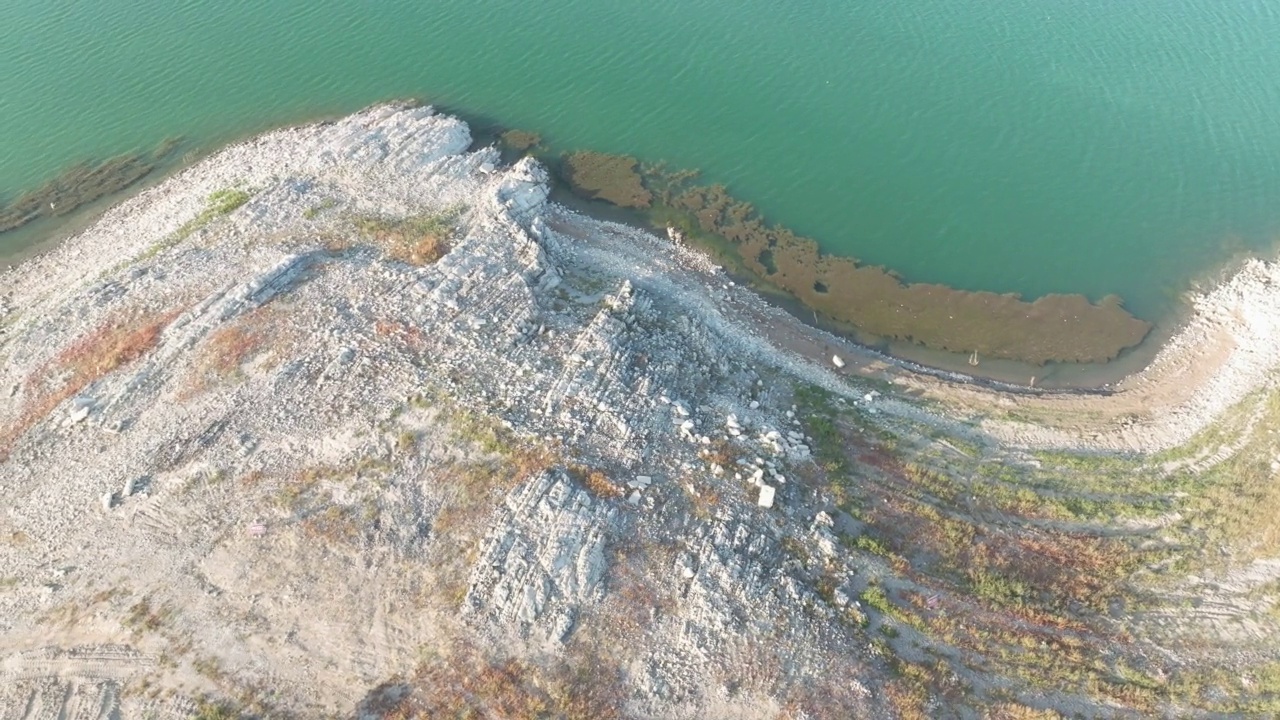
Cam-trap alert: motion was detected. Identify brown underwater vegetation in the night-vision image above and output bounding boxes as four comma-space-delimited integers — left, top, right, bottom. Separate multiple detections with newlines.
562, 152, 1150, 366
0, 137, 183, 235
560, 151, 653, 209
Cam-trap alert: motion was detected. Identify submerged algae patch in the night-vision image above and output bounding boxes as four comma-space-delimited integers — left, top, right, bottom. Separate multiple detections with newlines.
560, 152, 652, 209
499, 129, 542, 153
0, 138, 184, 234
646, 175, 1149, 365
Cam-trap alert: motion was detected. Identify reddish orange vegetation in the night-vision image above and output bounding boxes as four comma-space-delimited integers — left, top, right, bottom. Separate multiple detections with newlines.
0, 308, 181, 462
184, 307, 281, 397
373, 319, 428, 350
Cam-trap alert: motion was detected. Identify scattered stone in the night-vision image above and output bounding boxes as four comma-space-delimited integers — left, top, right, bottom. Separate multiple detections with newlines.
757, 484, 776, 509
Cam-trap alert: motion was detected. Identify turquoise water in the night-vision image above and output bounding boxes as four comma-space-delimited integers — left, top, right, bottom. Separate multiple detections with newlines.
4, 0, 1280, 320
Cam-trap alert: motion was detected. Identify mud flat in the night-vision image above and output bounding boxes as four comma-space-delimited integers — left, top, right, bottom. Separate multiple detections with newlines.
2, 105, 1279, 719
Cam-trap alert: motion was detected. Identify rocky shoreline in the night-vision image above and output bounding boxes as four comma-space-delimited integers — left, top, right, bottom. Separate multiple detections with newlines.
2, 104, 1280, 718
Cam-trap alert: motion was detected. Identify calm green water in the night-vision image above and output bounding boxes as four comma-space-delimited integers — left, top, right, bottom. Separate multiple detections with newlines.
4, 0, 1280, 320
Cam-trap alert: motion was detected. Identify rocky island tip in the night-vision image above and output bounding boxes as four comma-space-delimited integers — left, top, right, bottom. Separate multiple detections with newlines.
2, 105, 1280, 718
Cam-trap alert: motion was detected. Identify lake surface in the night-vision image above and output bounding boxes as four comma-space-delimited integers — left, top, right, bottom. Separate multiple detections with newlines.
4, 0, 1280, 320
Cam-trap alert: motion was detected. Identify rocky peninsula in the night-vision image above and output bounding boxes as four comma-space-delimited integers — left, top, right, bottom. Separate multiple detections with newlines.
1, 104, 1279, 719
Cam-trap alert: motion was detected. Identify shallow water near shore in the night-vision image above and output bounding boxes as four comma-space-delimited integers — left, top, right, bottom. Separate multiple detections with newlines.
5, 0, 1280, 325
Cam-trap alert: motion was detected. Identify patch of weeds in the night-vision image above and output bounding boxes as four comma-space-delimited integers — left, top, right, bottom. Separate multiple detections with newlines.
395, 430, 420, 454
193, 656, 229, 684
301, 504, 363, 545
780, 535, 810, 566
192, 698, 244, 720
860, 584, 894, 616
354, 207, 463, 266
141, 187, 253, 259
983, 703, 1064, 719
303, 197, 339, 219
124, 597, 175, 634
844, 532, 892, 558
386, 639, 626, 720
448, 406, 519, 456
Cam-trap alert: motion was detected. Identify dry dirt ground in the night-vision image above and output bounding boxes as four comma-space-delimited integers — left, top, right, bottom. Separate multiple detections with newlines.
2, 104, 1278, 719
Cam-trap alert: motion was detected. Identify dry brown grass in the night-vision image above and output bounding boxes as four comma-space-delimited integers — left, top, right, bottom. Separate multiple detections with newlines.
361, 640, 626, 720
864, 492, 1132, 614
982, 703, 1065, 719
568, 464, 625, 499
0, 307, 181, 462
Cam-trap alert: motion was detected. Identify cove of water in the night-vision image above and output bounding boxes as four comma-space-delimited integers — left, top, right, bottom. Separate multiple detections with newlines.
4, 0, 1280, 322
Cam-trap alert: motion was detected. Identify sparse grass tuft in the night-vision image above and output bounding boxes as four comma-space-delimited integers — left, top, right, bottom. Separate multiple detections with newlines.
192, 698, 243, 720
124, 596, 175, 634
303, 197, 339, 219
141, 188, 253, 260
